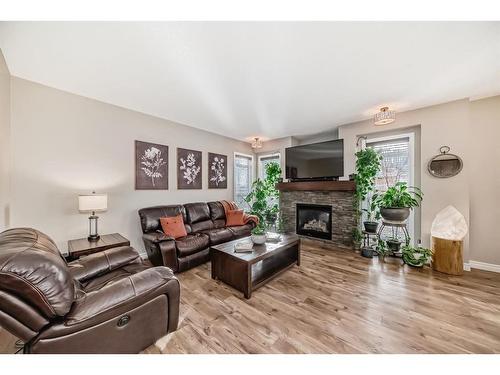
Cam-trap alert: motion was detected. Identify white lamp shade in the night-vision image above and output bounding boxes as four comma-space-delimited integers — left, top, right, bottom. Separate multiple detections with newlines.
78, 194, 108, 213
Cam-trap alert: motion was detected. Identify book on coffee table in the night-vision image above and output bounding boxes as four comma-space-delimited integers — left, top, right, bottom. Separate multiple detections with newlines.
266, 232, 282, 243
234, 241, 254, 253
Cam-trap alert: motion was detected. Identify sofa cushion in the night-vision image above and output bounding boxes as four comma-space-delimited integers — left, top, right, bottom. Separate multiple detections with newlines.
184, 203, 210, 224
204, 228, 234, 245
213, 219, 226, 229
175, 233, 209, 257
160, 214, 187, 239
190, 219, 214, 233
228, 224, 253, 239
226, 209, 245, 226
208, 201, 225, 221
139, 205, 189, 234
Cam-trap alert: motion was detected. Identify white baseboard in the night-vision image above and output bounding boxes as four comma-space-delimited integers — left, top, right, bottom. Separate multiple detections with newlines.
463, 263, 471, 271
468, 260, 500, 273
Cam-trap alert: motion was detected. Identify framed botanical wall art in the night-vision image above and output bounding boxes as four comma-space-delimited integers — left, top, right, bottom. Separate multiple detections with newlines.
208, 152, 227, 189
135, 140, 169, 190
177, 148, 202, 189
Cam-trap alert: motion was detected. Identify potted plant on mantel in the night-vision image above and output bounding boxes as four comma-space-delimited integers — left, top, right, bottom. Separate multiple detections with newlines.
353, 147, 382, 244
374, 181, 423, 223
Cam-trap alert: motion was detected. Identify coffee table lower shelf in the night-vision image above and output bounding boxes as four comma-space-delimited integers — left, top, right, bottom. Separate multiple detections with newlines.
210, 235, 300, 299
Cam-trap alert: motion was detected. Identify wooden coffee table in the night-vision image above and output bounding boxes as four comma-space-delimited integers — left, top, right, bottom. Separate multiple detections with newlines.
210, 233, 300, 299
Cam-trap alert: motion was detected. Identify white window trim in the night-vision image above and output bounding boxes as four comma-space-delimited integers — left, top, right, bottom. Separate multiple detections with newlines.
257, 152, 281, 180
233, 152, 255, 203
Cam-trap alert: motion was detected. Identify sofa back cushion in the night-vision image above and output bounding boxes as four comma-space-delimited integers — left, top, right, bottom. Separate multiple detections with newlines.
0, 228, 75, 320
138, 205, 191, 234
160, 215, 188, 239
184, 203, 214, 233
208, 201, 225, 220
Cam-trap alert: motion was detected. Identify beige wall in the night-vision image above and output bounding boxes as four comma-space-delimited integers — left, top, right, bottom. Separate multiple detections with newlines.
469, 96, 500, 265
0, 50, 10, 231
9, 77, 253, 254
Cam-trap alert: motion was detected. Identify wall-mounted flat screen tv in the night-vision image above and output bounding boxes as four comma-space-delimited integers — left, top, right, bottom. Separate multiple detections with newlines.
285, 139, 344, 180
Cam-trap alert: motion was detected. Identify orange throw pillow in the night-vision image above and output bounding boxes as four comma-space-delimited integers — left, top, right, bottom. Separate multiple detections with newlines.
226, 209, 245, 227
160, 214, 187, 239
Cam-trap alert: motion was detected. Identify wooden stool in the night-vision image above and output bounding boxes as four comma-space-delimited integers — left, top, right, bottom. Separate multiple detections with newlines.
431, 236, 463, 275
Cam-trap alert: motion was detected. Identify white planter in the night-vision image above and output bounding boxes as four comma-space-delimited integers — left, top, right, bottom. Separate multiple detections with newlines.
251, 234, 266, 245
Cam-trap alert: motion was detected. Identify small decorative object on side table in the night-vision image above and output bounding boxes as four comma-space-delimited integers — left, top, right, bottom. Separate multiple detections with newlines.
66, 233, 129, 262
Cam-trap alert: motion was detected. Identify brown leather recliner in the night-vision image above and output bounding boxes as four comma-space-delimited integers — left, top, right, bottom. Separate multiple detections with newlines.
0, 228, 180, 354
139, 201, 255, 272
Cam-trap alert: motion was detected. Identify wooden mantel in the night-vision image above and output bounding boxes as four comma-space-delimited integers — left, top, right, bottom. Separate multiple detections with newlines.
276, 180, 356, 192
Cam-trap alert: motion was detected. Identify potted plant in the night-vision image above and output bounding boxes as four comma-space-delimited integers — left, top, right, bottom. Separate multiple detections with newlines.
402, 244, 433, 267
375, 239, 390, 263
245, 161, 282, 241
352, 228, 362, 250
374, 182, 423, 223
251, 223, 267, 245
362, 194, 380, 233
386, 238, 402, 253
353, 147, 382, 243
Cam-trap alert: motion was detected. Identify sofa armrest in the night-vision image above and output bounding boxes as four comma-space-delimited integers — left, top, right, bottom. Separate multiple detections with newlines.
68, 246, 141, 282
38, 267, 180, 340
67, 267, 179, 325
142, 232, 179, 272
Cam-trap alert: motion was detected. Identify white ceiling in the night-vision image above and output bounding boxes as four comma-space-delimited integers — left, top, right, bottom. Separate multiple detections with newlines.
1, 22, 499, 141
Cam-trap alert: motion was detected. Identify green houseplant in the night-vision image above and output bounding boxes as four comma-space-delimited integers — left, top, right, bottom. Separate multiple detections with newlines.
402, 244, 433, 267
361, 194, 380, 233
374, 182, 423, 223
375, 239, 390, 263
353, 147, 382, 243
245, 161, 282, 243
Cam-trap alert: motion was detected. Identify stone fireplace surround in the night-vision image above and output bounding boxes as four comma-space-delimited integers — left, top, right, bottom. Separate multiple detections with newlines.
278, 181, 356, 249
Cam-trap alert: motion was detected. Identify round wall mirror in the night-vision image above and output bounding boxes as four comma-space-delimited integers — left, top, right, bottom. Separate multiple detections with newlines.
428, 146, 463, 178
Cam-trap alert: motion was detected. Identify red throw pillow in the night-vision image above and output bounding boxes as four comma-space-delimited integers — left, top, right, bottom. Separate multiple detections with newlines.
226, 209, 245, 227
160, 214, 187, 239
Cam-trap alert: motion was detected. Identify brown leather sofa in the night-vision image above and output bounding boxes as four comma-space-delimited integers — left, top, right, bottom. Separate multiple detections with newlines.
0, 228, 180, 354
139, 201, 255, 272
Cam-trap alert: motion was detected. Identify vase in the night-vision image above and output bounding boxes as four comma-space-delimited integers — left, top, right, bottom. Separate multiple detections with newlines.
380, 207, 410, 223
251, 234, 266, 245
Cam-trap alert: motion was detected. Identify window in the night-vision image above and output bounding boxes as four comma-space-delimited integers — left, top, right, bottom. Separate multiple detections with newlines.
258, 153, 280, 180
366, 134, 415, 242
233, 153, 254, 208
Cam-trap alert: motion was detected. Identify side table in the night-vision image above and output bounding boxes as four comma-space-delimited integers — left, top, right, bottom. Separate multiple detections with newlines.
66, 233, 130, 261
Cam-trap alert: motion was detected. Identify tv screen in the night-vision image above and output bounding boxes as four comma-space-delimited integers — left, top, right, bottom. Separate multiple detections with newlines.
285, 139, 344, 180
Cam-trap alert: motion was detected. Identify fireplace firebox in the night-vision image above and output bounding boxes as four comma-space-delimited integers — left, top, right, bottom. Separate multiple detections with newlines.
296, 203, 332, 240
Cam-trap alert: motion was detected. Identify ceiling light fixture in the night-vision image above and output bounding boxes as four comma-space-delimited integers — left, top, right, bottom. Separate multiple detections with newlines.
374, 107, 396, 126
251, 137, 263, 149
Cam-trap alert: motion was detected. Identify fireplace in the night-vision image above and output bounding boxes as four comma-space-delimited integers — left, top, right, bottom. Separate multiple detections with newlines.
296, 203, 332, 240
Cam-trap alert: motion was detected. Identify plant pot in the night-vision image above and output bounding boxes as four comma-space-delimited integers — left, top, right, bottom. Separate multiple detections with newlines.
251, 234, 267, 245
386, 240, 401, 253
361, 247, 374, 258
380, 207, 410, 223
363, 221, 379, 233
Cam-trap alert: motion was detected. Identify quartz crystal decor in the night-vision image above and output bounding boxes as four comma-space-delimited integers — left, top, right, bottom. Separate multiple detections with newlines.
430, 205, 468, 240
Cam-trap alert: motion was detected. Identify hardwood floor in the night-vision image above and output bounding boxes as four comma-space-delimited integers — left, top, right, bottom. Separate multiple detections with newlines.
2, 240, 500, 353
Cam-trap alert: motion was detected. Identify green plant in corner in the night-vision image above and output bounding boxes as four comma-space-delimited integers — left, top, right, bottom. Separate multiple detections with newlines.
251, 223, 267, 236
402, 244, 433, 267
375, 239, 390, 262
362, 193, 381, 222
374, 182, 423, 209
244, 161, 282, 227
353, 147, 382, 241
352, 228, 362, 249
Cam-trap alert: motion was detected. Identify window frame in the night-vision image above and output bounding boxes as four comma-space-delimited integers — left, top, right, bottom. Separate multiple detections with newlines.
257, 152, 281, 180
233, 152, 255, 208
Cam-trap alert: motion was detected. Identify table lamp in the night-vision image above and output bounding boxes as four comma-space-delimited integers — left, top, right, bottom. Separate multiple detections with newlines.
78, 192, 107, 241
